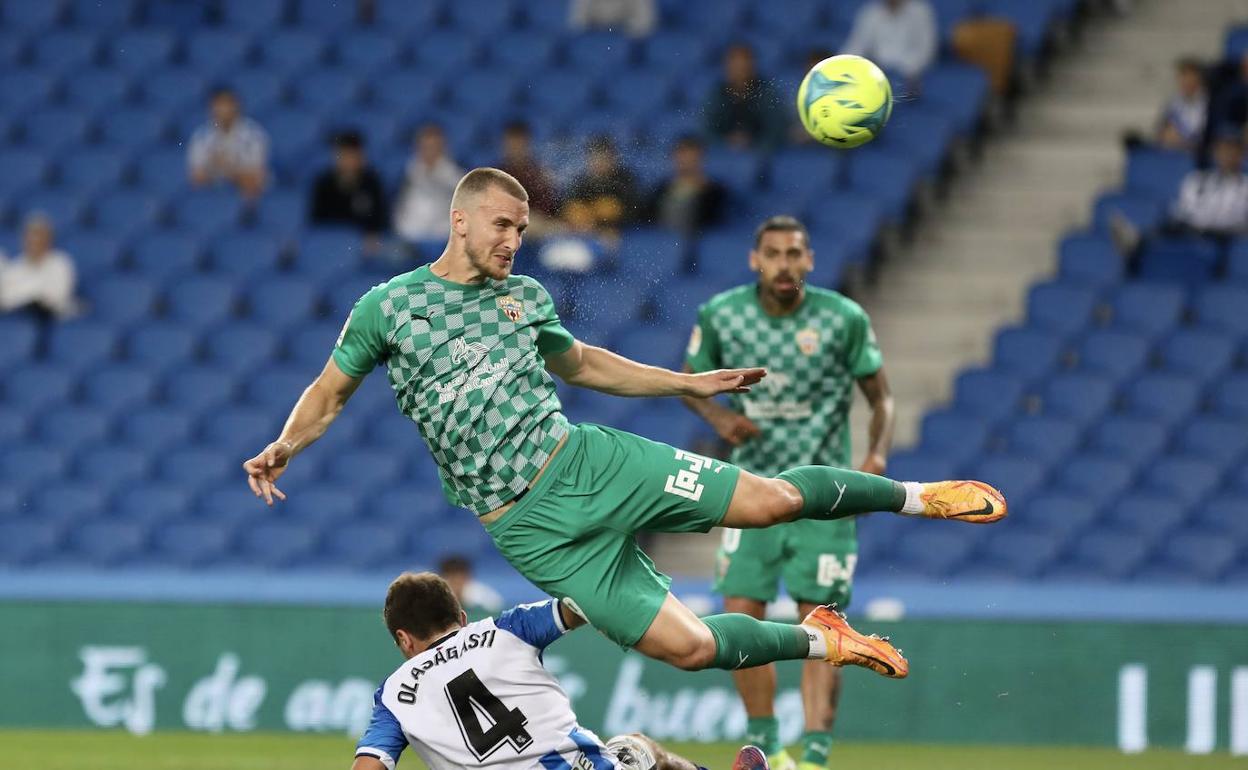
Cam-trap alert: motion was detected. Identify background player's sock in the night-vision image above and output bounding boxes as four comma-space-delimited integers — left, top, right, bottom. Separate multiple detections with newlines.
703, 613, 809, 669
745, 716, 783, 757
800, 731, 833, 767
776, 466, 906, 520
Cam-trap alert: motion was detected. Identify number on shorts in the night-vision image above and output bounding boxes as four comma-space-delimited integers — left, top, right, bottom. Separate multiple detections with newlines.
721, 528, 742, 554
664, 449, 718, 502
816, 553, 858, 587
445, 669, 533, 760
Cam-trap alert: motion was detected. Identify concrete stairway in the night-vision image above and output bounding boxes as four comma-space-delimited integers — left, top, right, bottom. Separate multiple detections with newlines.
655, 0, 1248, 576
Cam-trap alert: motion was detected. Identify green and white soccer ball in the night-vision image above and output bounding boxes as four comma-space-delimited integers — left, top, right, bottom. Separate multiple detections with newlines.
796, 54, 893, 148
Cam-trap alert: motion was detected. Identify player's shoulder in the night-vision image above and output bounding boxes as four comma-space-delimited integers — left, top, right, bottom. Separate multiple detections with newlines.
701, 284, 756, 315
807, 286, 868, 319
503, 271, 553, 298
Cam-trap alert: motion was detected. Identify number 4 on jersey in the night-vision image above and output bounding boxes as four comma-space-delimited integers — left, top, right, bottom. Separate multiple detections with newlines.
445, 669, 533, 760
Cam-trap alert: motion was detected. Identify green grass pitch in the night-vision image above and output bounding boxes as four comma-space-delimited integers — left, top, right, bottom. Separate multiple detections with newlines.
2, 731, 1245, 770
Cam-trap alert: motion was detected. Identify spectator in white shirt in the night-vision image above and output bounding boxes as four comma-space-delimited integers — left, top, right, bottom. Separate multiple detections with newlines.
0, 213, 78, 319
843, 0, 938, 85
1156, 58, 1209, 152
393, 123, 464, 243
188, 87, 269, 200
569, 0, 656, 38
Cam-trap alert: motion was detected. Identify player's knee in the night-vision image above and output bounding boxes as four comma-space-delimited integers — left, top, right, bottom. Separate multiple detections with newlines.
656, 627, 717, 671
761, 478, 803, 525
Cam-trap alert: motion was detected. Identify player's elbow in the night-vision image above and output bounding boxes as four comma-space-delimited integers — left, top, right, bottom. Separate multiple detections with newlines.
351, 755, 388, 770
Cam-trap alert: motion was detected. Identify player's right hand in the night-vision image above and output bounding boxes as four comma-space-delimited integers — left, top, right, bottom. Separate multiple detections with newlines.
712, 412, 762, 446
243, 441, 292, 506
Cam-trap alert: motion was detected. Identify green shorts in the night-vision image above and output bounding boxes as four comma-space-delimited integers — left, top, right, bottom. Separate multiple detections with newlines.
714, 518, 857, 608
485, 422, 741, 647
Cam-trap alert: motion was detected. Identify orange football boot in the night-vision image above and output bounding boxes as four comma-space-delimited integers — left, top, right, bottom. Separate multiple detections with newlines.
801, 604, 908, 679
918, 480, 1007, 523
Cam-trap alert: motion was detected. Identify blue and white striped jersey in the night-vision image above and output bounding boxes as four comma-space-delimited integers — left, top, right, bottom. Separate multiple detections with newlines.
356, 600, 617, 770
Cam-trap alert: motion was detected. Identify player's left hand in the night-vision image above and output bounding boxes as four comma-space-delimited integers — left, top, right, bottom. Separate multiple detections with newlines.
684, 368, 766, 398
859, 452, 887, 476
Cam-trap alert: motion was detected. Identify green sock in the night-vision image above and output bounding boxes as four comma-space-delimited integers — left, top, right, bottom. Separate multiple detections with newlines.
745, 716, 783, 757
800, 731, 833, 766
776, 465, 906, 520
703, 613, 810, 670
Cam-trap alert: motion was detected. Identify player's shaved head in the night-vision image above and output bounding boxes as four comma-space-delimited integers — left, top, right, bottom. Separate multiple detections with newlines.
384, 571, 464, 644
753, 215, 809, 249
451, 167, 528, 209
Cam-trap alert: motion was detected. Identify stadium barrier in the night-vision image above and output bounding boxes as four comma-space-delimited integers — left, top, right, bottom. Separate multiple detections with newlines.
3, 601, 1246, 755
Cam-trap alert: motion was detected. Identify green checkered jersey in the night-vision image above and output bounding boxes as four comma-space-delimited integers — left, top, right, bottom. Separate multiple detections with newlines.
333, 265, 575, 514
686, 284, 882, 477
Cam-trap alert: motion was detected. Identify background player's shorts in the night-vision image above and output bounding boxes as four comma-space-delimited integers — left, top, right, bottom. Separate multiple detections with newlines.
714, 518, 857, 608
485, 422, 741, 647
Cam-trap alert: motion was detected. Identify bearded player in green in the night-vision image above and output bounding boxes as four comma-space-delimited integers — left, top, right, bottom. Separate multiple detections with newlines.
243, 168, 1005, 683
683, 216, 890, 770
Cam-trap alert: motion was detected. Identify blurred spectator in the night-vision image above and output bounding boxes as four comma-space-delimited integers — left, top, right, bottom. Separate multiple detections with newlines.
704, 43, 784, 152
1112, 132, 1248, 266
570, 0, 656, 37
188, 87, 269, 200
1155, 58, 1208, 151
562, 135, 640, 241
646, 135, 726, 235
496, 121, 561, 235
393, 123, 464, 243
843, 0, 938, 85
308, 130, 389, 245
439, 555, 503, 617
0, 214, 78, 319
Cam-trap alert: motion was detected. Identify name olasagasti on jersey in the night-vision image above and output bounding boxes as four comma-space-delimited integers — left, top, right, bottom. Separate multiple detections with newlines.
395, 629, 498, 703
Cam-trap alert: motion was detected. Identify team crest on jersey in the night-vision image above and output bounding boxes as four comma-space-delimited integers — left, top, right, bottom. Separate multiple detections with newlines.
497, 295, 524, 322
796, 327, 820, 356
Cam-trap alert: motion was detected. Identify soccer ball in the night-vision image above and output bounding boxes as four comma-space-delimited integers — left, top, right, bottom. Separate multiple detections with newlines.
796, 54, 893, 149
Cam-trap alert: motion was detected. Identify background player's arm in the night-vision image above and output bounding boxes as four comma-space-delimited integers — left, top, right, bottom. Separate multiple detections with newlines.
855, 367, 895, 475
544, 339, 766, 398
679, 364, 761, 446
243, 357, 363, 504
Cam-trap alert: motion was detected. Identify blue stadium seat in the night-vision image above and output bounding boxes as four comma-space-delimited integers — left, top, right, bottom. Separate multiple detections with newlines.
29, 484, 107, 525
892, 526, 977, 577
65, 521, 148, 566
1226, 24, 1248, 60
0, 522, 63, 565
2, 0, 65, 29
257, 29, 327, 71
198, 407, 282, 456
964, 455, 1046, 507
1102, 494, 1186, 540
284, 483, 362, 524
922, 62, 989, 134
335, 31, 403, 73
1109, 283, 1185, 335
219, 0, 288, 29
285, 321, 344, 366
876, 104, 956, 179
953, 368, 1023, 420
294, 228, 364, 278
4, 366, 75, 409
22, 189, 88, 228
131, 147, 190, 197
1042, 368, 1117, 424
337, 108, 400, 152
112, 483, 193, 525
253, 190, 306, 236
1091, 192, 1165, 240
605, 68, 677, 116
290, 67, 362, 112
1137, 236, 1219, 286
242, 369, 313, 410
969, 528, 1063, 579
1158, 329, 1235, 379
370, 71, 443, 114
613, 327, 688, 370
73, 447, 150, 486
173, 189, 246, 235
131, 231, 204, 279
224, 69, 288, 112
490, 32, 558, 70
1228, 239, 1248, 284
0, 72, 57, 112
20, 108, 92, 151
1191, 496, 1248, 540
1174, 418, 1248, 466
36, 408, 111, 446
80, 365, 156, 411
69, 0, 137, 29
323, 449, 406, 488
616, 228, 687, 279
846, 150, 918, 221
373, 0, 445, 32
163, 367, 239, 411
1026, 281, 1098, 334
1057, 231, 1123, 288
563, 31, 634, 73
0, 151, 50, 196
0, 317, 39, 368
692, 230, 757, 286
1124, 148, 1193, 199
445, 0, 516, 30
165, 278, 238, 328
0, 447, 68, 485
147, 520, 233, 567
124, 323, 198, 373
414, 521, 496, 563
107, 31, 176, 73
116, 408, 194, 451
412, 36, 480, 75
31, 29, 100, 73
1059, 530, 1149, 580
91, 191, 164, 236
885, 451, 958, 484
1121, 373, 1201, 424
57, 232, 123, 279
210, 232, 284, 277
63, 70, 133, 110
1139, 456, 1222, 506
185, 30, 254, 74
233, 522, 321, 567
80, 275, 157, 325
992, 326, 1064, 381
767, 148, 841, 204
1086, 416, 1167, 463
46, 321, 119, 371
260, 108, 325, 177
918, 410, 990, 463
1192, 285, 1248, 336
157, 448, 234, 488
1075, 329, 1151, 381
197, 487, 273, 525
204, 322, 280, 374
1005, 415, 1080, 463
0, 408, 28, 445
55, 150, 129, 196
1015, 493, 1098, 537
521, 69, 596, 115
319, 522, 408, 570
1142, 533, 1239, 582
243, 277, 321, 326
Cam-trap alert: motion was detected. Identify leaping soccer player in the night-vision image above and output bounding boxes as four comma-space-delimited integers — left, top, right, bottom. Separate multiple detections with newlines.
244, 168, 1006, 682
351, 571, 769, 770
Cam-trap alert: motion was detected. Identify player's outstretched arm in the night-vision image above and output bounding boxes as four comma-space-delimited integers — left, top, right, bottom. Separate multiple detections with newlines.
678, 364, 762, 446
242, 357, 363, 505
545, 339, 765, 399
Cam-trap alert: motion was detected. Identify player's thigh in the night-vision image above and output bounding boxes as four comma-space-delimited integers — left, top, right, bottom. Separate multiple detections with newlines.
781, 519, 858, 608
714, 526, 785, 605
720, 469, 804, 529
633, 591, 716, 669
576, 423, 742, 535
